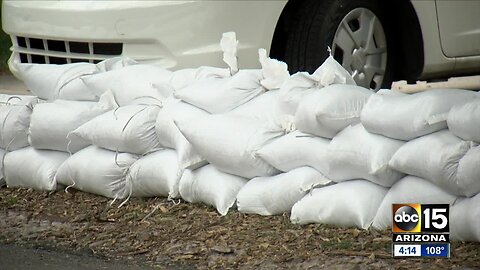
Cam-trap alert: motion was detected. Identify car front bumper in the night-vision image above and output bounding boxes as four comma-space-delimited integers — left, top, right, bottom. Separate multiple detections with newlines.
2, 0, 286, 73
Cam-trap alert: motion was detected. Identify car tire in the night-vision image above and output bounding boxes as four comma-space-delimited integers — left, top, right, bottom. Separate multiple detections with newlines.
284, 0, 396, 90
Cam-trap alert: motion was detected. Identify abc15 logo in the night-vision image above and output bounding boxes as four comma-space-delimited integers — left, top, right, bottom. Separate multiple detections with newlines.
392, 204, 449, 233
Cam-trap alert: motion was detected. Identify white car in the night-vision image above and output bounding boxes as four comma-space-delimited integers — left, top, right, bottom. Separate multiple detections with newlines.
2, 0, 480, 90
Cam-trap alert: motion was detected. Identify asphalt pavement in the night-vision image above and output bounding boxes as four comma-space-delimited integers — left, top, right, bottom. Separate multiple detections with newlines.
0, 244, 155, 270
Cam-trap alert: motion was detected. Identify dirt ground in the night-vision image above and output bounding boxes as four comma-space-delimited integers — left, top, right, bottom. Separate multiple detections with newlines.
0, 187, 479, 269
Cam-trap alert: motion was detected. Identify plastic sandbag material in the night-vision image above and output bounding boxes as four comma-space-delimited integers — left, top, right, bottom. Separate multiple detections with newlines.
451, 194, 480, 242
126, 149, 182, 199
389, 130, 479, 197
4, 147, 69, 191
179, 164, 248, 216
361, 89, 478, 141
228, 90, 284, 122
457, 146, 480, 196
447, 98, 480, 143
256, 130, 330, 174
15, 62, 97, 100
29, 91, 118, 153
176, 114, 285, 178
291, 180, 387, 229
13, 57, 137, 101
73, 105, 161, 155
82, 64, 173, 106
174, 69, 265, 114
168, 67, 231, 91
0, 94, 36, 105
57, 57, 138, 101
0, 149, 5, 186
155, 98, 208, 169
278, 56, 356, 116
174, 49, 289, 114
327, 124, 405, 187
0, 99, 35, 151
236, 167, 332, 216
294, 84, 373, 138
55, 146, 138, 199
372, 176, 458, 230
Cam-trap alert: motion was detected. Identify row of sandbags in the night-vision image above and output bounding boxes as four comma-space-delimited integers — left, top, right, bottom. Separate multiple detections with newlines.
2, 33, 479, 242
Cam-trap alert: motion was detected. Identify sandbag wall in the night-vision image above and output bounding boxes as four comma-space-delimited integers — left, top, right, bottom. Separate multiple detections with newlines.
2, 51, 480, 242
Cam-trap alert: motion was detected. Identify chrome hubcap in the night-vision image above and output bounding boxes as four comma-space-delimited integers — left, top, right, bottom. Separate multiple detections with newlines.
332, 8, 388, 90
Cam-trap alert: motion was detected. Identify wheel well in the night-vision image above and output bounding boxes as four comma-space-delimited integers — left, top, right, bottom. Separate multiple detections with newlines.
270, 0, 424, 82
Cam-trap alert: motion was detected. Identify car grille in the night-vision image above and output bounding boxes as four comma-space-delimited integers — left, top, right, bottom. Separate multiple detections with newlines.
13, 36, 123, 64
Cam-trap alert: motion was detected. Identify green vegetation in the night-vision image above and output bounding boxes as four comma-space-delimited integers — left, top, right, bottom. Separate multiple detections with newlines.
0, 1, 12, 73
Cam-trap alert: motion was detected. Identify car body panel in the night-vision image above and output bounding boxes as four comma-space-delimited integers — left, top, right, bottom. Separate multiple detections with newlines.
2, 0, 287, 72
436, 0, 480, 58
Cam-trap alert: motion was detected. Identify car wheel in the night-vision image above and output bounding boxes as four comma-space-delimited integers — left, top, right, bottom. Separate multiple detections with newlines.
284, 0, 395, 90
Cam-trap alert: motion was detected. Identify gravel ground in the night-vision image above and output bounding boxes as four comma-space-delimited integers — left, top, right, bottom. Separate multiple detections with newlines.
0, 187, 479, 269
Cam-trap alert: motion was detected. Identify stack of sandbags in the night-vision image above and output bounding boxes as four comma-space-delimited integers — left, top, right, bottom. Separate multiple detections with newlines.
362, 90, 480, 235
237, 64, 378, 218
4, 90, 118, 192
372, 176, 458, 230
0, 94, 63, 190
256, 73, 392, 225
57, 103, 162, 199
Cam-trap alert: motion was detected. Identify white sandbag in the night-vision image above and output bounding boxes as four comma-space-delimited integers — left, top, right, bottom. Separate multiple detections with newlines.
126, 149, 182, 199
168, 67, 231, 91
81, 65, 173, 106
372, 176, 458, 230
236, 167, 332, 216
179, 165, 248, 216
327, 124, 405, 187
257, 130, 330, 174
174, 69, 265, 114
0, 100, 35, 151
57, 57, 138, 101
278, 56, 356, 116
0, 94, 36, 105
361, 89, 478, 140
451, 195, 480, 242
73, 105, 161, 155
457, 146, 480, 197
55, 146, 137, 199
389, 130, 478, 197
28, 91, 118, 152
174, 49, 288, 114
447, 98, 480, 142
176, 114, 284, 178
228, 90, 283, 122
291, 180, 387, 229
0, 149, 5, 186
94, 57, 138, 73
4, 147, 69, 191
155, 98, 207, 169
294, 84, 372, 138
15, 62, 97, 100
